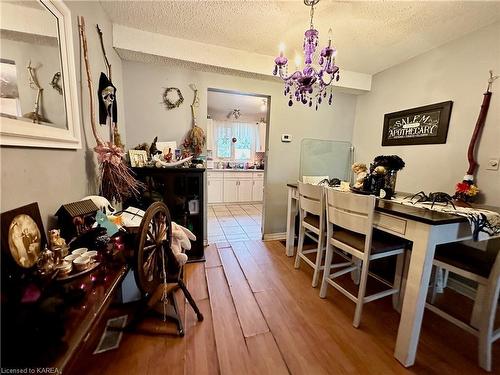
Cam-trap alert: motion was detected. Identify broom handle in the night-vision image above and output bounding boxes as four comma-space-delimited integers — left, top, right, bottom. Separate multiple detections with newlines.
78, 16, 104, 146
466, 91, 491, 176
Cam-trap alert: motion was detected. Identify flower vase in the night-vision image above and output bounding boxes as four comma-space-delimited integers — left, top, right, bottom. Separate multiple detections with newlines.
382, 170, 397, 199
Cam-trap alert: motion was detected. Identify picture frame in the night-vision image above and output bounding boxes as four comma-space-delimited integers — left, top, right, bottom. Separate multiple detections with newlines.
129, 150, 148, 168
1, 202, 47, 269
382, 101, 453, 146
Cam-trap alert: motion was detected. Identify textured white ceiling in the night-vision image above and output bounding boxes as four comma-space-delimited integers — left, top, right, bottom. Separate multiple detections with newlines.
101, 1, 500, 75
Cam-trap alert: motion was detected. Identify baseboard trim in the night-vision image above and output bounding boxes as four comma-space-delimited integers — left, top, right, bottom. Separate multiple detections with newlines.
447, 277, 476, 300
263, 232, 286, 241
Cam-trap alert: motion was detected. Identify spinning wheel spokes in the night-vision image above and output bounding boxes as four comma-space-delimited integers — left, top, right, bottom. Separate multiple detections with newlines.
135, 202, 172, 296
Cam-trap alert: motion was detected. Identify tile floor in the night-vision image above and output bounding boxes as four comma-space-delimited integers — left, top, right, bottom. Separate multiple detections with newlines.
207, 203, 263, 244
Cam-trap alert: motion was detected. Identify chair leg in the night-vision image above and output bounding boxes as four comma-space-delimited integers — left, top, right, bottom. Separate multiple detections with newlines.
353, 258, 370, 328
319, 241, 333, 298
427, 266, 440, 305
294, 224, 305, 269
393, 251, 405, 311
471, 284, 486, 329
351, 258, 361, 285
311, 233, 324, 288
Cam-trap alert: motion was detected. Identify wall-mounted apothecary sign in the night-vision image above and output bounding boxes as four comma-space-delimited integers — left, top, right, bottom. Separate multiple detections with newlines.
382, 101, 453, 146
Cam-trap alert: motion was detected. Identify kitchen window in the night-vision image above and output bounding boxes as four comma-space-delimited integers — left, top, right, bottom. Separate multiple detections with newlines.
214, 120, 258, 161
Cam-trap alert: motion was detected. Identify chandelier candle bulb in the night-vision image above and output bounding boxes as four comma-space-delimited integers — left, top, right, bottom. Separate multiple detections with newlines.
279, 42, 285, 57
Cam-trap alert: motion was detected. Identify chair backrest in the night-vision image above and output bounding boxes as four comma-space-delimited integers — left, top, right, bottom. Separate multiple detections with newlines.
302, 175, 329, 185
298, 181, 324, 217
325, 189, 376, 252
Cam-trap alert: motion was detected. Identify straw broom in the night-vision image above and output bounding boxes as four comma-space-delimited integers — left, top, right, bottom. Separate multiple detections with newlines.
78, 16, 143, 203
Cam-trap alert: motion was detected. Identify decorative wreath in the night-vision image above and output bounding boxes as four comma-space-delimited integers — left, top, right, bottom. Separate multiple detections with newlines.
162, 87, 184, 110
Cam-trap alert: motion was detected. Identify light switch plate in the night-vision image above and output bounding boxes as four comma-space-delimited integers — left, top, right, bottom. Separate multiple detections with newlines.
281, 134, 291, 142
486, 158, 499, 171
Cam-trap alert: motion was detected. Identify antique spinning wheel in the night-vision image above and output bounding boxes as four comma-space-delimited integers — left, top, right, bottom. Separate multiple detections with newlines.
133, 202, 203, 336
134, 202, 172, 296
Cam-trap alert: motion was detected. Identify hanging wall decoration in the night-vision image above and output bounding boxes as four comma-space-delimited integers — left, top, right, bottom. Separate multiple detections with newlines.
96, 24, 123, 149
79, 16, 142, 203
454, 70, 498, 203
162, 87, 184, 110
382, 101, 453, 146
182, 84, 206, 156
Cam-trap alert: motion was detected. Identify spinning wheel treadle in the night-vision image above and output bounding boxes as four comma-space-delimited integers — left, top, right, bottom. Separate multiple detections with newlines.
133, 202, 203, 336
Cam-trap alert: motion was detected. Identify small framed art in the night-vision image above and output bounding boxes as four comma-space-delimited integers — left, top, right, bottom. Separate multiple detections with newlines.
129, 150, 148, 168
1, 202, 46, 268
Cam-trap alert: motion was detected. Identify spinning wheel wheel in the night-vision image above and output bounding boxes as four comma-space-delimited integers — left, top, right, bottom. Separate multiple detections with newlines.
134, 202, 171, 296
132, 202, 203, 336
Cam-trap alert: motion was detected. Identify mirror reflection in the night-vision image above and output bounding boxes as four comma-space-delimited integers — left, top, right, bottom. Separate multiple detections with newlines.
0, 0, 67, 129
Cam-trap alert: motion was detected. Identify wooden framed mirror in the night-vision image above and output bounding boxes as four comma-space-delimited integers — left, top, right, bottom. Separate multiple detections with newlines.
0, 0, 81, 149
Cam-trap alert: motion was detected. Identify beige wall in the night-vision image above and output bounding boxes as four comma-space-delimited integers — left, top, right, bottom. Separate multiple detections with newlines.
353, 22, 500, 206
122, 60, 357, 234
0, 1, 126, 228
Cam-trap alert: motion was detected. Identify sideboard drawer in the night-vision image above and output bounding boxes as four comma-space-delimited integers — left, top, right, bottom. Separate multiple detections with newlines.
374, 213, 407, 236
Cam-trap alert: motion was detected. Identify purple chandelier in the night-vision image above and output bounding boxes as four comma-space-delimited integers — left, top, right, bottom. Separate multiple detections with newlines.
273, 0, 340, 110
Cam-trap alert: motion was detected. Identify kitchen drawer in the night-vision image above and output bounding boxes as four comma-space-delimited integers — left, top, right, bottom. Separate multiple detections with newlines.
374, 213, 407, 236
224, 171, 253, 179
207, 171, 224, 179
253, 172, 264, 179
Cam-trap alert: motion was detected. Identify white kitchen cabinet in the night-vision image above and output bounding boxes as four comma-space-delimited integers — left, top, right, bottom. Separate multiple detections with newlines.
238, 180, 253, 202
207, 171, 223, 203
223, 179, 238, 202
207, 179, 223, 203
252, 179, 264, 201
208, 170, 264, 203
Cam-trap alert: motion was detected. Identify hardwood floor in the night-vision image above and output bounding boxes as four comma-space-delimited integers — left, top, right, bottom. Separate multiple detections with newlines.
77, 240, 500, 375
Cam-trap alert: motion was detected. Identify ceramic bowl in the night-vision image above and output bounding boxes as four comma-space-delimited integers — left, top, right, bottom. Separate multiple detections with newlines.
82, 250, 98, 259
73, 256, 90, 272
56, 261, 72, 275
64, 253, 79, 262
72, 248, 88, 256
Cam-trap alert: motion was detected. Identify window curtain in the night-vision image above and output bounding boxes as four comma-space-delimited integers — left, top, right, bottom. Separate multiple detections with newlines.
213, 120, 258, 161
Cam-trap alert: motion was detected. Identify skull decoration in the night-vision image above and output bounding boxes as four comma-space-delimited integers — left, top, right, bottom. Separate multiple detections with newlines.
98, 72, 117, 125
101, 85, 115, 109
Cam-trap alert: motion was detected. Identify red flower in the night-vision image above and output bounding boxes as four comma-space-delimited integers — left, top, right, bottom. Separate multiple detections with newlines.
456, 182, 470, 193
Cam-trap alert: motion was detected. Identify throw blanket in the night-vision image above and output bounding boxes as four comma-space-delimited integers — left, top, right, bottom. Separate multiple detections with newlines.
391, 196, 500, 241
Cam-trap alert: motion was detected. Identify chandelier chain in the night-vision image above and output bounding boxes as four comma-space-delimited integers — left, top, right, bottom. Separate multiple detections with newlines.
309, 3, 315, 29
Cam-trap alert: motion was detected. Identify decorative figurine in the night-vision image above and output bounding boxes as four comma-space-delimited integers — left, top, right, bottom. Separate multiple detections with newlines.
150, 136, 162, 156
48, 229, 67, 250
351, 163, 368, 189
165, 148, 173, 162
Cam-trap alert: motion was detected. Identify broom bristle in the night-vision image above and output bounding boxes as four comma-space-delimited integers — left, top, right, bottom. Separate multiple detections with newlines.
99, 161, 144, 203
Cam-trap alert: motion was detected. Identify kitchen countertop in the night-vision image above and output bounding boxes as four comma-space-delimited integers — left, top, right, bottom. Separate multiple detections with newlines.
208, 169, 264, 172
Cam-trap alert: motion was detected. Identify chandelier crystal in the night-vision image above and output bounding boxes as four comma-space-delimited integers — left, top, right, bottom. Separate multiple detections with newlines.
273, 0, 340, 110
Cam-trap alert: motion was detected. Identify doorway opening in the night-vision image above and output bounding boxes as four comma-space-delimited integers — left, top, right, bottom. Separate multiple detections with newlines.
206, 88, 270, 245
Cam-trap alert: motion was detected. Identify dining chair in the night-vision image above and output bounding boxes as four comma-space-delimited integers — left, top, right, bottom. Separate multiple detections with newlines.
424, 241, 500, 372
319, 189, 408, 328
302, 175, 329, 185
294, 182, 335, 287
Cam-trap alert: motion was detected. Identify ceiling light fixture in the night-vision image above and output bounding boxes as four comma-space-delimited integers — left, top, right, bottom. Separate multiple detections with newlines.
273, 0, 340, 110
227, 109, 241, 119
